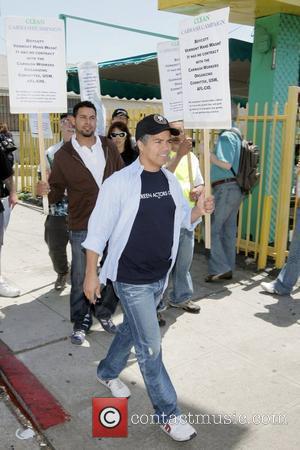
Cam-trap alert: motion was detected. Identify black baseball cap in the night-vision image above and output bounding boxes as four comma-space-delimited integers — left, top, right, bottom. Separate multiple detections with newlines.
112, 108, 129, 119
60, 110, 73, 120
135, 114, 180, 141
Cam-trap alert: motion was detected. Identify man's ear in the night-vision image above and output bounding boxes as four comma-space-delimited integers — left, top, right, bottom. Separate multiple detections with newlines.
137, 139, 144, 154
70, 116, 76, 127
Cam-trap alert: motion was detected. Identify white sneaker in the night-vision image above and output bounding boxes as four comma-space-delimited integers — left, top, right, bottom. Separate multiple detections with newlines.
0, 281, 20, 298
160, 415, 197, 442
97, 376, 131, 398
261, 281, 279, 294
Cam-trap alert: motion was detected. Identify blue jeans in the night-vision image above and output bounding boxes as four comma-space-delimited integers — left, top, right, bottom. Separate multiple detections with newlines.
69, 231, 117, 330
44, 215, 69, 275
208, 182, 243, 275
274, 208, 300, 294
169, 228, 194, 304
97, 278, 181, 422
69, 230, 90, 330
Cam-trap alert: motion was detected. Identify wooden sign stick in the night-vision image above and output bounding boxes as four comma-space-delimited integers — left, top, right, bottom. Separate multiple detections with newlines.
37, 113, 49, 215
186, 130, 194, 191
203, 128, 211, 249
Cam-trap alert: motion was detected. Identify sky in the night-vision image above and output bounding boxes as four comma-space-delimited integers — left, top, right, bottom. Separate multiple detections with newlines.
0, 0, 253, 64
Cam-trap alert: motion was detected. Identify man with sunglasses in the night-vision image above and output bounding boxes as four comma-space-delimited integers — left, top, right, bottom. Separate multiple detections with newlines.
38, 101, 124, 345
111, 108, 129, 125
83, 114, 214, 441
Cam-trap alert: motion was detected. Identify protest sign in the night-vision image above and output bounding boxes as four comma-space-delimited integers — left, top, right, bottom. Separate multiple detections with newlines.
157, 40, 183, 122
5, 16, 67, 114
5, 16, 67, 213
179, 7, 231, 129
29, 113, 53, 139
78, 61, 106, 135
179, 8, 231, 247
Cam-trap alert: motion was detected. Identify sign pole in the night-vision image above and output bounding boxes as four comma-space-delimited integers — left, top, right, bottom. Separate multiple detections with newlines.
37, 113, 48, 215
203, 129, 211, 249
186, 130, 194, 191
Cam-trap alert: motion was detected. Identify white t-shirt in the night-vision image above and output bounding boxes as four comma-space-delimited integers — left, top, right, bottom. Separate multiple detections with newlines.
45, 140, 64, 170
72, 135, 105, 188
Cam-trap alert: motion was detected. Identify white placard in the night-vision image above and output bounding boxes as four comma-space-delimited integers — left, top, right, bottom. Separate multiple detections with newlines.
29, 113, 53, 139
5, 16, 67, 113
78, 61, 106, 136
179, 7, 231, 129
157, 40, 183, 122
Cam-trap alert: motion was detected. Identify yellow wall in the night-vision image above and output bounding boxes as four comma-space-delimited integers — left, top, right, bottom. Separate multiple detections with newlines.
158, 0, 300, 25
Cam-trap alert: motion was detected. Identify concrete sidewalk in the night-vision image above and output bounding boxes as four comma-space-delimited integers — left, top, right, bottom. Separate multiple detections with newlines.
0, 203, 300, 450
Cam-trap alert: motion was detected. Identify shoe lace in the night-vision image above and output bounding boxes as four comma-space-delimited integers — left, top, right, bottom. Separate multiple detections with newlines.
111, 378, 123, 389
73, 330, 85, 337
102, 318, 114, 327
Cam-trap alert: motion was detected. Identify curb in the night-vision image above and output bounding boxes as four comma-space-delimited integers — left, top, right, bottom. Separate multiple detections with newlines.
0, 340, 70, 430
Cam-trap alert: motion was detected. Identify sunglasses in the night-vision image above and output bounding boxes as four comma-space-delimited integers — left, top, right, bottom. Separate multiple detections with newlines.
110, 131, 127, 138
61, 118, 72, 125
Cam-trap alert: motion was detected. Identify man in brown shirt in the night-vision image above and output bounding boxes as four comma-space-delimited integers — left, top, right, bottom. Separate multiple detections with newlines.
40, 101, 124, 345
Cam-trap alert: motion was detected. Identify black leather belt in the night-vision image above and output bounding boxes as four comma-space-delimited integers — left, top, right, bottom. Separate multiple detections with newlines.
212, 178, 237, 188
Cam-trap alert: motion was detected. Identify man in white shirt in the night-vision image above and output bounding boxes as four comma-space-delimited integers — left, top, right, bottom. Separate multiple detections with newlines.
38, 101, 124, 345
82, 114, 214, 442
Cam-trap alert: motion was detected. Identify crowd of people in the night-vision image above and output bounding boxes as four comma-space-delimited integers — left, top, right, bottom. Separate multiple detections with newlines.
0, 101, 299, 442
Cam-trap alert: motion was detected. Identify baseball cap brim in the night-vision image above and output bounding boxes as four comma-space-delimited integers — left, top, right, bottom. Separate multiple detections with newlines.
136, 123, 180, 141
112, 109, 129, 119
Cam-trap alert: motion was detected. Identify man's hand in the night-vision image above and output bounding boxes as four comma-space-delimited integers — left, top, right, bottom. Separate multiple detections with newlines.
8, 192, 18, 208
203, 195, 215, 214
189, 185, 204, 202
177, 137, 192, 158
83, 271, 101, 305
196, 189, 214, 215
36, 180, 50, 196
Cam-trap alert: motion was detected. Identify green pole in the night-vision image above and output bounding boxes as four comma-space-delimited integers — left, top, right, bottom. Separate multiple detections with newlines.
58, 13, 177, 41
59, 14, 67, 60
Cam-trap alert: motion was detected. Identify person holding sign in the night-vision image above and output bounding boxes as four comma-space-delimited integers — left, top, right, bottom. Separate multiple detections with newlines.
43, 113, 74, 291
205, 104, 243, 282
164, 121, 204, 313
261, 161, 300, 295
83, 114, 214, 442
38, 101, 124, 345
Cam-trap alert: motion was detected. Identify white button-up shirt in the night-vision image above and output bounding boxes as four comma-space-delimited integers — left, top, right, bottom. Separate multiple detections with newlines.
82, 158, 201, 290
72, 135, 105, 188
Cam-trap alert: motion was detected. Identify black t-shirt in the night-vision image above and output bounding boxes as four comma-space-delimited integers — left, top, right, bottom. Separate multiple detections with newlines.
117, 170, 175, 284
0, 150, 13, 212
121, 147, 139, 166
